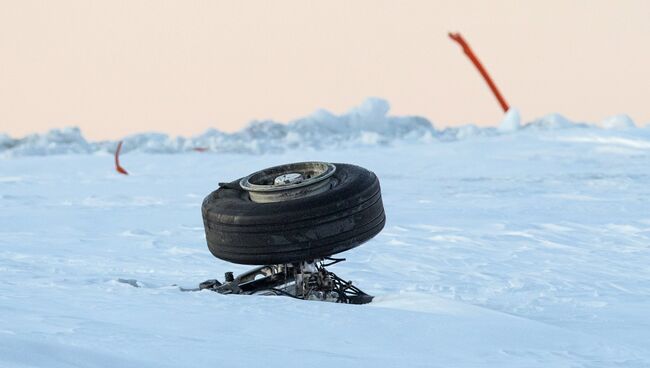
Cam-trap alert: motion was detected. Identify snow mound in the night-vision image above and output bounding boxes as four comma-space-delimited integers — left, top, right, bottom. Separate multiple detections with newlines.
498, 107, 521, 132
1, 98, 648, 157
0, 133, 14, 150
525, 113, 580, 130
600, 114, 636, 129
3, 127, 94, 156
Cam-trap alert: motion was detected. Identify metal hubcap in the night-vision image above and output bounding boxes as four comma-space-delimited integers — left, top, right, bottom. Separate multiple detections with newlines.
274, 172, 304, 186
240, 162, 336, 203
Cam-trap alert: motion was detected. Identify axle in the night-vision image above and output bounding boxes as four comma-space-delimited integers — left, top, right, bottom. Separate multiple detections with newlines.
199, 258, 373, 304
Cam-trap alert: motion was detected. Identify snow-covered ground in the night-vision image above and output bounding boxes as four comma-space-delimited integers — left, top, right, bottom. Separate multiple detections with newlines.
2, 102, 650, 367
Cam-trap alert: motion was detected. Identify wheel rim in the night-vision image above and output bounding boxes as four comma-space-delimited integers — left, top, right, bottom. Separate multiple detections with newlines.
239, 162, 336, 203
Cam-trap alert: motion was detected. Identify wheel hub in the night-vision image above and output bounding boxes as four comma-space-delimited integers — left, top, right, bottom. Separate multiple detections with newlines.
273, 172, 304, 186
240, 161, 336, 203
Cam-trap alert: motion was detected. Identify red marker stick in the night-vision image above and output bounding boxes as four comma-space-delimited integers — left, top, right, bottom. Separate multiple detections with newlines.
115, 140, 129, 175
449, 32, 510, 113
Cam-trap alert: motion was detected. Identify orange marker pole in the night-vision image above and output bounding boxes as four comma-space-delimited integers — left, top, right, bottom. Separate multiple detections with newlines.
115, 140, 129, 175
449, 32, 510, 113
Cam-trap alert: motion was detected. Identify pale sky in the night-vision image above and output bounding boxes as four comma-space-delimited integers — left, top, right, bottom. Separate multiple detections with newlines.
1, 0, 649, 140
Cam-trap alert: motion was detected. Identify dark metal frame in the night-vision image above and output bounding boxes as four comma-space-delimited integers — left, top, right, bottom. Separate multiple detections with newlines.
199, 258, 373, 305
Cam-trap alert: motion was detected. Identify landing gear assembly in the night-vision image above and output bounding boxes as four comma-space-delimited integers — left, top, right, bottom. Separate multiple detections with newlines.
200, 162, 385, 304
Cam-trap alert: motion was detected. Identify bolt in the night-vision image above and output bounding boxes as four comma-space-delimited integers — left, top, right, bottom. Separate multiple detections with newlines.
224, 272, 234, 282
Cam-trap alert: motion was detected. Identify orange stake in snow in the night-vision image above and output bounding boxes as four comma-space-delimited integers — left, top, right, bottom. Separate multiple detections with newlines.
448, 32, 510, 113
114, 140, 129, 175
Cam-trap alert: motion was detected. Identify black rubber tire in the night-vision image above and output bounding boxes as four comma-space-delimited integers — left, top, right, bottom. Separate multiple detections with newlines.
202, 163, 385, 265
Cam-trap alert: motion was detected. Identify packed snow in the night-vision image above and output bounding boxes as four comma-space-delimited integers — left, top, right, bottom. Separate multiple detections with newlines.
2, 100, 650, 367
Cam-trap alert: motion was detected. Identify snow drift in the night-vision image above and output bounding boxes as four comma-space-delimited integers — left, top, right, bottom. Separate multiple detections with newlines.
0, 98, 648, 157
